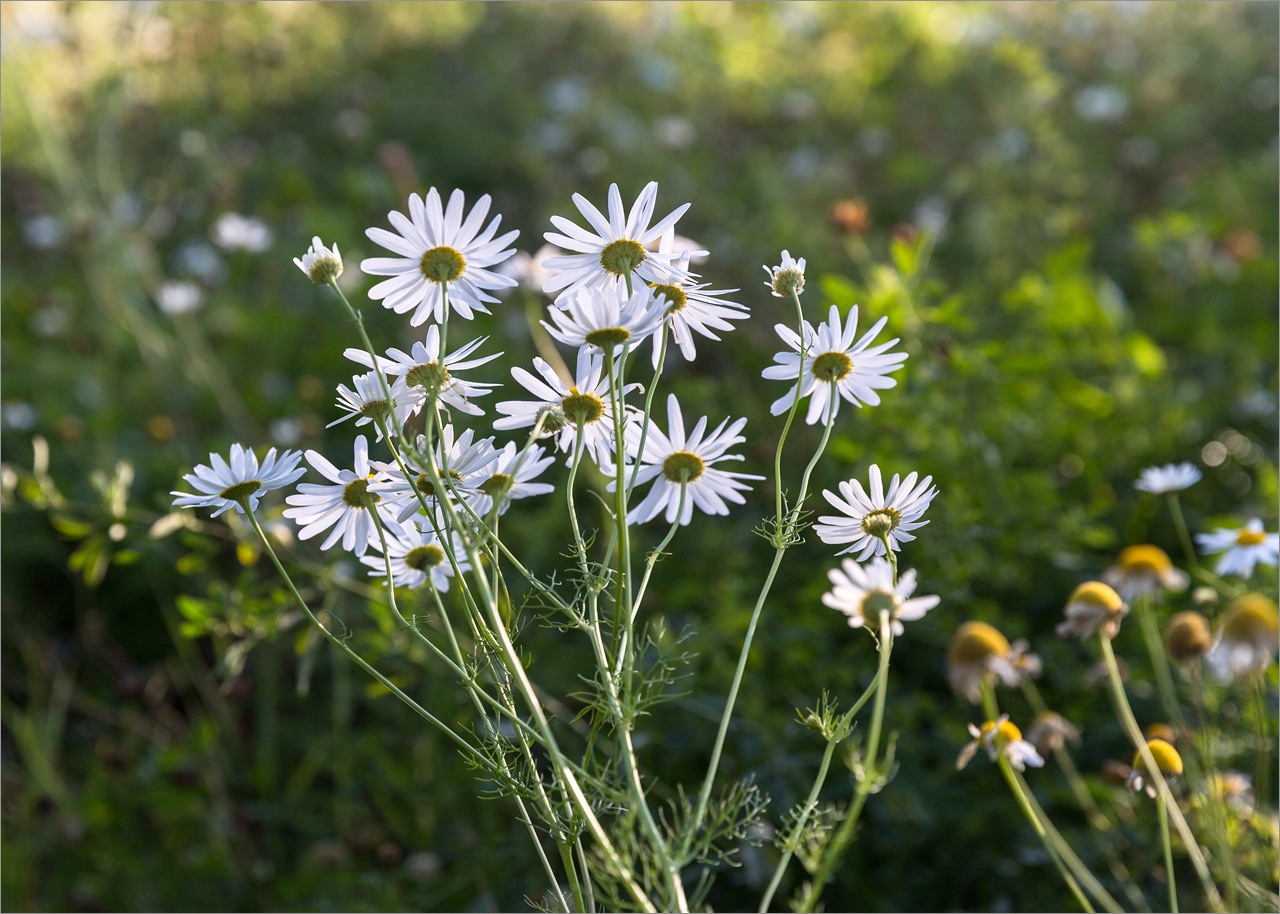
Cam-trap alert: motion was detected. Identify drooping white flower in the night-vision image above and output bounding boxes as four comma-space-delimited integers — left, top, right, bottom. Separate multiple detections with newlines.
956, 715, 1045, 772
467, 441, 556, 517
344, 325, 501, 417
612, 393, 762, 527
371, 426, 501, 523
1101, 544, 1190, 602
1206, 594, 1279, 683
359, 516, 468, 592
1196, 519, 1280, 578
541, 286, 665, 357
763, 305, 908, 426
822, 556, 939, 636
171, 444, 305, 517
541, 182, 692, 303
814, 465, 938, 560
1055, 581, 1129, 640
763, 250, 806, 298
1134, 462, 1202, 494
294, 236, 344, 284
647, 230, 746, 368
283, 436, 405, 556
946, 621, 1040, 704
212, 213, 273, 252
327, 371, 423, 441
493, 347, 634, 465
361, 188, 519, 325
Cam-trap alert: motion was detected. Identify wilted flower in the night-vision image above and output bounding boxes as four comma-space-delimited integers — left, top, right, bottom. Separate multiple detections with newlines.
956, 715, 1045, 772
1207, 593, 1279, 683
1056, 581, 1129, 639
946, 620, 1039, 704
1126, 738, 1183, 797
1164, 611, 1213, 663
1102, 544, 1189, 601
1134, 462, 1201, 494
1196, 519, 1280, 579
821, 556, 940, 635
1025, 711, 1082, 754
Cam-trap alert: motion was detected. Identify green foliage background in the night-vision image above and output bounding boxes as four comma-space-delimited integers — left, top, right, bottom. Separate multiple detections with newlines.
2, 2, 1276, 911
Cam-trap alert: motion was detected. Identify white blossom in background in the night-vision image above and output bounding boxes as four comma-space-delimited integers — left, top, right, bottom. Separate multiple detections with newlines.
171, 444, 305, 517
613, 393, 762, 527
815, 465, 938, 560
1207, 594, 1279, 683
157, 280, 204, 315
763, 250, 806, 298
541, 182, 692, 303
212, 213, 273, 252
283, 436, 404, 556
327, 372, 423, 441
541, 286, 665, 357
822, 556, 939, 636
468, 441, 556, 517
361, 188, 519, 325
763, 305, 908, 425
1101, 544, 1190, 601
1134, 462, 1202, 494
1196, 519, 1280, 578
344, 325, 502, 417
360, 517, 468, 592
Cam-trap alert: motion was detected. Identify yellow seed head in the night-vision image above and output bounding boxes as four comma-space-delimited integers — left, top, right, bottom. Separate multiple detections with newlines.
948, 621, 1012, 666
1068, 581, 1125, 611
1164, 611, 1212, 662
1222, 593, 1280, 644
1116, 544, 1174, 576
1136, 738, 1183, 778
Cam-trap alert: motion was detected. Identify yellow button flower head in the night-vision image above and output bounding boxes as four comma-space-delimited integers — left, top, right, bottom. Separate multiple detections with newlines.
1127, 738, 1183, 796
956, 715, 1044, 772
1056, 581, 1129, 639
1103, 544, 1190, 601
1208, 593, 1280, 683
946, 621, 1040, 704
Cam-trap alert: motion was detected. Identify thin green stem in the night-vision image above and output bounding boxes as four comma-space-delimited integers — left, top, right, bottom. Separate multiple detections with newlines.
575, 837, 596, 914
1166, 493, 1201, 575
999, 757, 1095, 913
1158, 791, 1179, 913
627, 481, 686, 630
773, 288, 809, 522
557, 840, 586, 914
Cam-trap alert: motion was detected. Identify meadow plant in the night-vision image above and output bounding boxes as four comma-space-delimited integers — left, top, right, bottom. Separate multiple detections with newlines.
170, 181, 1278, 913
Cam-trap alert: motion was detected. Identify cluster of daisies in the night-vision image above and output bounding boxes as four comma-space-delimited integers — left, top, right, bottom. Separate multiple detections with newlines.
174, 182, 934, 608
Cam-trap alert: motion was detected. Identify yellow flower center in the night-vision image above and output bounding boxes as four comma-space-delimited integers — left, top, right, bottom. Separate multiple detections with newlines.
1136, 738, 1183, 777
414, 470, 463, 499
1117, 544, 1173, 575
1235, 529, 1266, 546
662, 450, 705, 484
1068, 581, 1124, 611
404, 544, 445, 571
980, 719, 1024, 748
561, 388, 605, 425
599, 239, 647, 277
812, 351, 854, 383
219, 480, 263, 502
405, 361, 449, 390
948, 621, 1012, 665
1222, 593, 1280, 642
419, 246, 465, 284
650, 283, 688, 314
860, 507, 901, 538
342, 475, 381, 509
584, 327, 632, 349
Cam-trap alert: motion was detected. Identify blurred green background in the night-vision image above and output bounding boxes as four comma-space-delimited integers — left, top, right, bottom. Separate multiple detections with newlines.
2, 2, 1277, 911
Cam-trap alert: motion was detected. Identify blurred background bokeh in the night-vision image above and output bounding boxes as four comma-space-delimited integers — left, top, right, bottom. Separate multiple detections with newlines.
2, 2, 1276, 911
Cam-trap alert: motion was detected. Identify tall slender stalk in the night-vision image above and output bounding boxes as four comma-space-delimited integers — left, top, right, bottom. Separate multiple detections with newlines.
1158, 791, 1179, 913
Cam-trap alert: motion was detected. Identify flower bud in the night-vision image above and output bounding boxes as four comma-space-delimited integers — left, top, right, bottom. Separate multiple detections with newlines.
1164, 611, 1212, 663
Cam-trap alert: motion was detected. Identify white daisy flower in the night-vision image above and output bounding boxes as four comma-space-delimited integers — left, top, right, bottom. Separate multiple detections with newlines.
763, 305, 908, 426
157, 280, 204, 316
541, 286, 665, 357
1196, 519, 1280, 578
212, 213, 273, 253
1055, 581, 1129, 640
468, 441, 556, 517
359, 517, 469, 592
1101, 544, 1190, 602
612, 393, 762, 527
371, 425, 501, 523
946, 621, 1039, 704
1206, 593, 1279, 683
763, 249, 806, 298
541, 182, 693, 303
293, 236, 343, 284
327, 371, 423, 441
344, 325, 501, 417
1134, 462, 1202, 494
821, 556, 939, 636
814, 465, 938, 560
171, 444, 305, 517
494, 347, 634, 466
1025, 711, 1082, 754
361, 188, 519, 325
646, 230, 746, 368
283, 436, 405, 556
956, 715, 1045, 772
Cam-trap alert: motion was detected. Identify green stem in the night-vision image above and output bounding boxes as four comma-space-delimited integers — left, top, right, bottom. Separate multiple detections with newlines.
558, 840, 586, 914
999, 757, 1095, 913
1166, 493, 1201, 575
773, 288, 809, 522
1158, 791, 1179, 913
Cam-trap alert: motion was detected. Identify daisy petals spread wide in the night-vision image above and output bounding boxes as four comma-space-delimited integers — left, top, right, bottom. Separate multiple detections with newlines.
815, 464, 938, 559
171, 444, 305, 517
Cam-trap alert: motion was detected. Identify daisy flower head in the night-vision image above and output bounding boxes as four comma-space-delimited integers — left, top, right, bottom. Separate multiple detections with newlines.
946, 620, 1040, 704
1025, 711, 1082, 755
468, 441, 556, 517
371, 425, 500, 523
344, 325, 502, 417
328, 371, 423, 441
1196, 518, 1280, 578
1126, 738, 1183, 797
361, 188, 519, 326
541, 182, 693, 304
822, 556, 940, 636
283, 436, 404, 557
494, 347, 634, 466
1207, 593, 1279, 683
647, 230, 746, 368
1163, 610, 1213, 664
294, 236, 343, 284
1134, 462, 1202, 494
1056, 581, 1129, 640
763, 250, 806, 299
1102, 544, 1190, 602
763, 305, 908, 426
814, 465, 938, 560
613, 393, 763, 527
359, 516, 469, 592
541, 285, 665, 357
171, 444, 305, 517
956, 715, 1044, 772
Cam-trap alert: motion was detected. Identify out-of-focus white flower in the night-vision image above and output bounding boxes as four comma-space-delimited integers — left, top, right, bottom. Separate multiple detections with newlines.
1056, 581, 1129, 639
1102, 544, 1190, 601
541, 182, 693, 303
283, 436, 404, 556
763, 250, 806, 298
763, 304, 908, 426
946, 621, 1040, 704
1196, 519, 1280, 578
956, 715, 1044, 772
171, 444, 304, 517
541, 286, 665, 357
822, 556, 939, 636
361, 188, 519, 325
157, 280, 204, 315
344, 325, 501, 417
1207, 593, 1279, 683
360, 516, 468, 592
212, 213, 273, 252
294, 236, 343, 284
1025, 711, 1082, 755
1134, 462, 1201, 494
327, 372, 423, 441
814, 465, 937, 561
